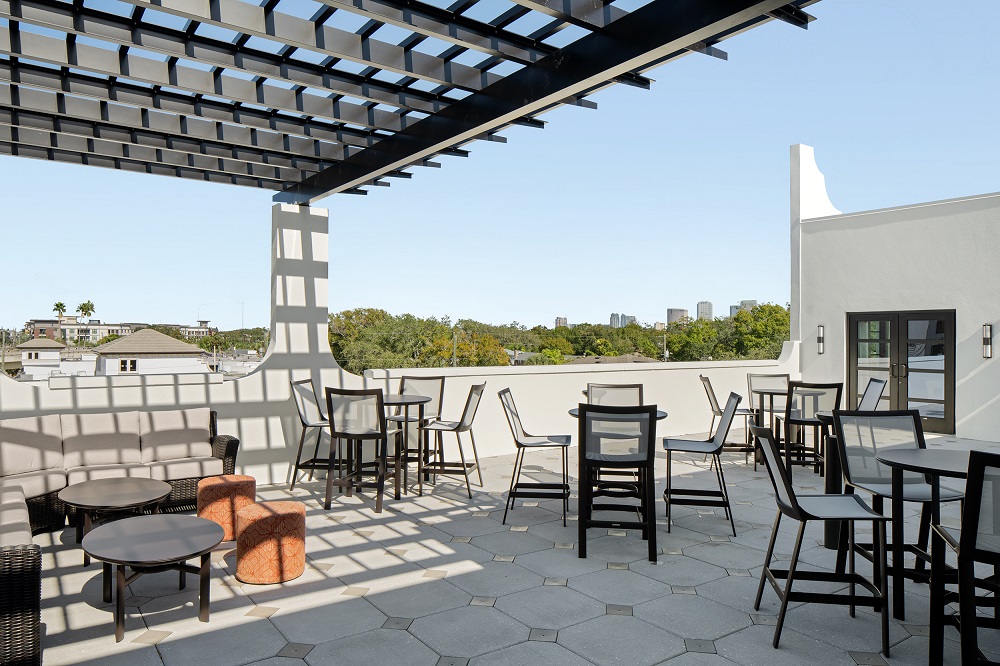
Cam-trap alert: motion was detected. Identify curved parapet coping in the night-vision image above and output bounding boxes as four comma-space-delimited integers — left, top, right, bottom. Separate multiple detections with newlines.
791, 144, 841, 222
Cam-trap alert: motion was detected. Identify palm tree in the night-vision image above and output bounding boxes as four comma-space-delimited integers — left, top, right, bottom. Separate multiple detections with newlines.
77, 301, 95, 319
52, 302, 67, 319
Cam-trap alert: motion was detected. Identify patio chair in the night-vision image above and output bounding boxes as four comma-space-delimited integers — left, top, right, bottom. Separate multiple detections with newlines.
324, 388, 398, 513
577, 404, 658, 563
699, 375, 754, 462
421, 383, 486, 499
663, 392, 743, 536
498, 388, 571, 526
775, 381, 842, 476
857, 377, 888, 410
290, 378, 339, 490
388, 375, 445, 488
830, 410, 963, 580
585, 383, 643, 405
749, 422, 889, 656
931, 449, 1000, 665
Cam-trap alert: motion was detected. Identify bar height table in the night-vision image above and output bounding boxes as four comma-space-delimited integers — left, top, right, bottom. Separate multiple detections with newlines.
383, 393, 430, 497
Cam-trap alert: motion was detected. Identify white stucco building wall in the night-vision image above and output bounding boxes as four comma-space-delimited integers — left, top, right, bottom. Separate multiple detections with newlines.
791, 144, 1000, 440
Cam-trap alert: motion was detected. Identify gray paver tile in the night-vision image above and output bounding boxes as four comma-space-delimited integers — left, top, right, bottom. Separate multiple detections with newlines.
409, 606, 528, 658
636, 593, 751, 640
447, 561, 543, 598
469, 641, 593, 666
568, 568, 671, 606
494, 585, 605, 630
270, 596, 386, 644
558, 615, 686, 666
306, 628, 439, 666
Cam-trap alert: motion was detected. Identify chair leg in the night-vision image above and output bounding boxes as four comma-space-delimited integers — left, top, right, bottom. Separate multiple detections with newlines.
848, 519, 856, 617
503, 448, 525, 525
773, 521, 806, 648
308, 428, 323, 482
645, 464, 657, 563
578, 461, 589, 559
665, 450, 672, 533
958, 560, 979, 664
469, 430, 484, 487
914, 503, 931, 573
290, 426, 307, 490
756, 511, 782, 610
455, 432, 472, 499
878, 520, 890, 657
374, 438, 386, 514
715, 454, 736, 537
561, 446, 568, 527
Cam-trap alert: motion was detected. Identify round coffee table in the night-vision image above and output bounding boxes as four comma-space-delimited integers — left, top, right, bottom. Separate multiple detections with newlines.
83, 514, 224, 642
59, 477, 172, 566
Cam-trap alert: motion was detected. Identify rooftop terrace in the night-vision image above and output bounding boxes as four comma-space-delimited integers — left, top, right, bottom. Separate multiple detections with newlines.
32, 430, 997, 666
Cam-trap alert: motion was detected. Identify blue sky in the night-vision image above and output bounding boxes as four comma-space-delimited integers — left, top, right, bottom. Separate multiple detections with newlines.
2, 0, 998, 331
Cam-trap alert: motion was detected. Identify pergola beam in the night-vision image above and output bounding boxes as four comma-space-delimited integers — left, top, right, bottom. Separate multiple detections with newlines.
0, 0, 447, 114
277, 0, 801, 203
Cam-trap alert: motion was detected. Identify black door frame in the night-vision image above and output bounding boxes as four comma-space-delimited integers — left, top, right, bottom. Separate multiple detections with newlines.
846, 310, 956, 434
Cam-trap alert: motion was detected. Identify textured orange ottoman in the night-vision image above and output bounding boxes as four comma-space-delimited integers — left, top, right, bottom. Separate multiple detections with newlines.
197, 475, 257, 541
235, 501, 306, 584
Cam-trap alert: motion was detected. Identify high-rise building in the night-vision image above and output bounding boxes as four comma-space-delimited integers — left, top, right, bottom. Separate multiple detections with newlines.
730, 305, 740, 317
609, 313, 621, 328
696, 301, 713, 321
555, 317, 568, 329
740, 299, 758, 311
623, 315, 637, 326
653, 322, 665, 331
666, 308, 688, 324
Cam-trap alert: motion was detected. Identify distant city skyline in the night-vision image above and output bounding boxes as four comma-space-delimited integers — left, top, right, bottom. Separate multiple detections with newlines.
1, 1, 995, 330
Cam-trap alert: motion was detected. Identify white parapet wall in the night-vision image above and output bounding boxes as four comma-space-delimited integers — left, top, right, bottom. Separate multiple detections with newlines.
0, 203, 800, 485
791, 144, 1000, 440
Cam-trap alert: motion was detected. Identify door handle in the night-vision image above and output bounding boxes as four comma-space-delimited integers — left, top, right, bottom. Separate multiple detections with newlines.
890, 364, 897, 378
899, 364, 908, 378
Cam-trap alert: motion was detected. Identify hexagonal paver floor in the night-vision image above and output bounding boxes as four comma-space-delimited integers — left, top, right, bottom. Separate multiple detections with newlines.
31, 431, 980, 666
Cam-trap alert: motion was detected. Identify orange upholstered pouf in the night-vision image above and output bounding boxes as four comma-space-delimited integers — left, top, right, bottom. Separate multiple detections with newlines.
197, 475, 257, 541
235, 501, 306, 584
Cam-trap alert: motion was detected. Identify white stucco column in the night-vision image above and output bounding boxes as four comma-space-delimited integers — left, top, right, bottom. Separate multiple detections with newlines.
789, 144, 841, 343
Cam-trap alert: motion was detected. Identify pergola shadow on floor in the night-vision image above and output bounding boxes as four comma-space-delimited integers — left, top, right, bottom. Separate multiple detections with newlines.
33, 432, 996, 666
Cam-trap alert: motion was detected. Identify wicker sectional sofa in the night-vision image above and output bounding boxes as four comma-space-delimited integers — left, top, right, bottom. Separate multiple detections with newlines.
0, 407, 240, 666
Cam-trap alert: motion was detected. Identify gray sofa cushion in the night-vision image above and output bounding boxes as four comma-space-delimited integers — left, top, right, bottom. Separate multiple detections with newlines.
61, 412, 142, 469
140, 408, 212, 463
147, 457, 223, 482
66, 464, 151, 486
0, 415, 63, 477
0, 486, 32, 547
0, 470, 67, 499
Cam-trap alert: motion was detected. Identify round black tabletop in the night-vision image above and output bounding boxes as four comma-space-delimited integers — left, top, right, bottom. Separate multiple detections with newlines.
383, 393, 431, 406
83, 514, 224, 566
59, 477, 172, 511
875, 448, 972, 479
568, 408, 668, 420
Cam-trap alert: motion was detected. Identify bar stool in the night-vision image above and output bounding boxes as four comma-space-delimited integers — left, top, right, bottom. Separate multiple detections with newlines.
421, 383, 485, 499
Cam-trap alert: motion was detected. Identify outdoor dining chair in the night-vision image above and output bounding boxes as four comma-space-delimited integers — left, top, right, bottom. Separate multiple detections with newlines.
421, 383, 486, 498
577, 403, 658, 563
388, 376, 445, 488
585, 383, 643, 405
830, 410, 963, 582
857, 377, 888, 410
290, 378, 337, 490
498, 388, 571, 525
930, 449, 1000, 665
699, 375, 754, 462
749, 422, 890, 656
775, 381, 842, 476
663, 392, 743, 536
324, 387, 398, 513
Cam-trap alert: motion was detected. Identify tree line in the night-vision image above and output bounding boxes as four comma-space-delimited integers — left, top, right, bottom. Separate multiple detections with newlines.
327, 304, 790, 374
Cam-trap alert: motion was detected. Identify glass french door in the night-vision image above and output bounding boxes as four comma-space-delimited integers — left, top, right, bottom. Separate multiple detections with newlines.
847, 310, 955, 433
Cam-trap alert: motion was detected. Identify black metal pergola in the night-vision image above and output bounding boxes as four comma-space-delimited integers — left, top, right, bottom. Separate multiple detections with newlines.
0, 0, 819, 203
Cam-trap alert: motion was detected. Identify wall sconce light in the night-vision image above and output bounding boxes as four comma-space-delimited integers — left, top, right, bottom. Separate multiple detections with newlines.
817, 325, 825, 355
984, 324, 993, 359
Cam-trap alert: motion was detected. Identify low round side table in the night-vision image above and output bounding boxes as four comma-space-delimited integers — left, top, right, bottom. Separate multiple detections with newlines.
59, 477, 172, 566
82, 514, 224, 642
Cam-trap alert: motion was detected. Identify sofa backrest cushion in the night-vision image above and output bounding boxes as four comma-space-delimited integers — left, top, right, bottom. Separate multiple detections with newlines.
140, 408, 212, 463
61, 412, 142, 469
0, 414, 63, 477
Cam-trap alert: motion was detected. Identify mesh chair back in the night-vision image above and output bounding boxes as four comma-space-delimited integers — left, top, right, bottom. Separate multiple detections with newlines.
587, 383, 644, 406
498, 388, 526, 442
749, 423, 800, 516
291, 379, 326, 426
397, 376, 445, 420
785, 382, 842, 425
747, 374, 789, 411
711, 393, 743, 448
962, 450, 1000, 562
325, 388, 387, 440
700, 375, 722, 417
579, 404, 657, 466
857, 378, 888, 411
832, 410, 926, 488
457, 383, 486, 430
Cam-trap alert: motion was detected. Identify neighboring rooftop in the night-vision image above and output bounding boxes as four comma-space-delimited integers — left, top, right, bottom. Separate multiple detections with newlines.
93, 328, 204, 356
16, 338, 66, 350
